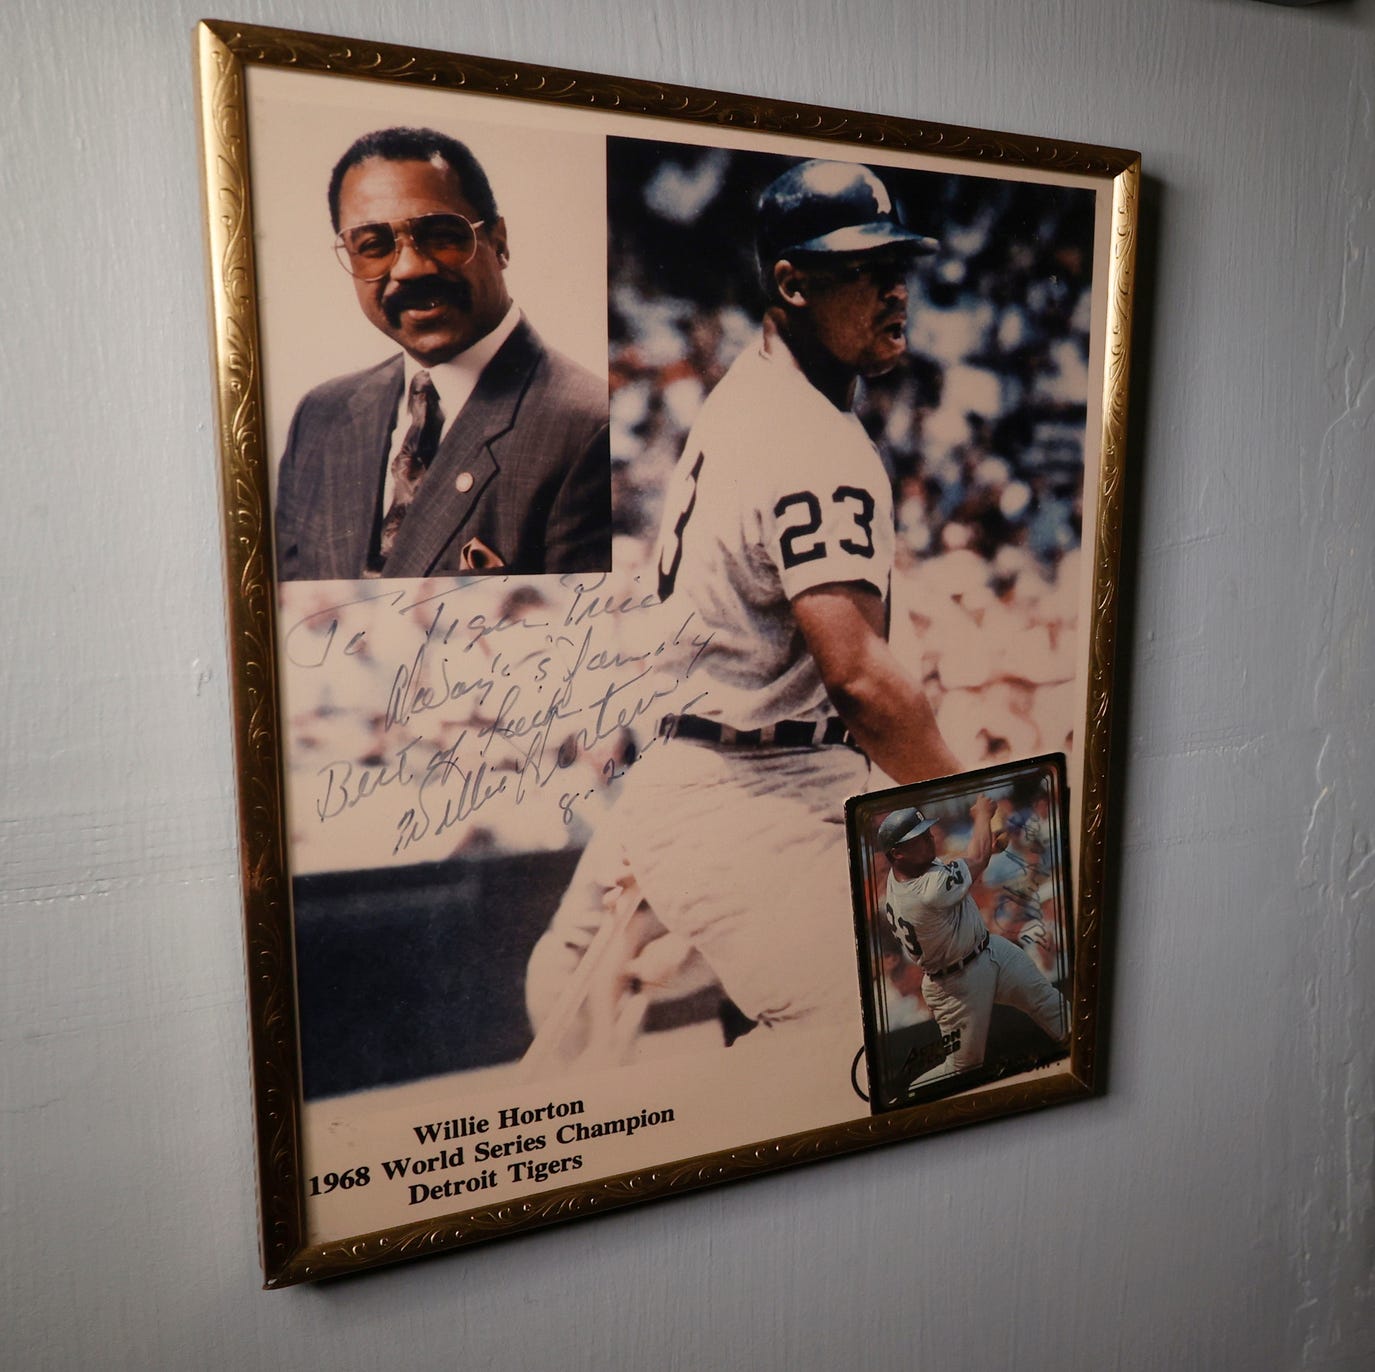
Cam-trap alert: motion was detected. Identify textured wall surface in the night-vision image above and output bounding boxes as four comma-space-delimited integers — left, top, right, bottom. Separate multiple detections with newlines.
3, 1, 1372, 1369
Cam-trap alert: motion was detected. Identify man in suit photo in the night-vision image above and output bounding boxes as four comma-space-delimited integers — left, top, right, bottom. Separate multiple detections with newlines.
274, 126, 611, 581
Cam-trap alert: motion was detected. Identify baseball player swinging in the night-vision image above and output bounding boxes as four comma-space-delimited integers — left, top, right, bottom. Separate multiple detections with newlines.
526, 159, 960, 1075
878, 797, 1069, 1085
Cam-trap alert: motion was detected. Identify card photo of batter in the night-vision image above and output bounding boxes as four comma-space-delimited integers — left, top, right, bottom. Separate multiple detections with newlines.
847, 755, 1073, 1113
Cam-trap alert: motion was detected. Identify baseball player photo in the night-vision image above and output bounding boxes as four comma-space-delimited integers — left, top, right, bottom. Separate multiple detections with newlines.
848, 756, 1073, 1112
523, 143, 1096, 1113
525, 149, 957, 1101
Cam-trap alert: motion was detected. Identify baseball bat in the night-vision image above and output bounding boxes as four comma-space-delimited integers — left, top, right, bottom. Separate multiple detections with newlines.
518, 877, 644, 1081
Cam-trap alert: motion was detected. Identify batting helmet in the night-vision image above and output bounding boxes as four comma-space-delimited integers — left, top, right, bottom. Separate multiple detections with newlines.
756, 160, 939, 272
876, 807, 938, 852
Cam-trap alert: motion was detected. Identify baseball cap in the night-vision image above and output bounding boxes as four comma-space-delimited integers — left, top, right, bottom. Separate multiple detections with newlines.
756, 160, 940, 268
876, 806, 938, 851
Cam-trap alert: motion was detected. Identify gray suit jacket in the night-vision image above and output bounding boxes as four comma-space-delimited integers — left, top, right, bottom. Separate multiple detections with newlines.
274, 319, 610, 579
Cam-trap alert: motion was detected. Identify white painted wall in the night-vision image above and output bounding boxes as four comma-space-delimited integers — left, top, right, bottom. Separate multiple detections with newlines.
3, 0, 1372, 1367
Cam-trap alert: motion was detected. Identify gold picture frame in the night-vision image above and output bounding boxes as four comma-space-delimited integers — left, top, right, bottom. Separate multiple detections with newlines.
196, 17, 1137, 1287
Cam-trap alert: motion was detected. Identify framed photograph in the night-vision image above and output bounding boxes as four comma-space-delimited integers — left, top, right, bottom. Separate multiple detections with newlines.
196, 18, 1138, 1286
847, 756, 1074, 1114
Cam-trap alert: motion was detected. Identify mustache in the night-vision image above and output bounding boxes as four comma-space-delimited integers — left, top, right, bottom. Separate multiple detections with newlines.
382, 277, 472, 327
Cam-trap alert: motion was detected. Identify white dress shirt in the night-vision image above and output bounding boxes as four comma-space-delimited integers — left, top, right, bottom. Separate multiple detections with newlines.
382, 303, 522, 510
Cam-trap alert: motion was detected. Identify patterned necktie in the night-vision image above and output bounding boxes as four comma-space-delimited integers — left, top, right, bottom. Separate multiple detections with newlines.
366, 370, 443, 575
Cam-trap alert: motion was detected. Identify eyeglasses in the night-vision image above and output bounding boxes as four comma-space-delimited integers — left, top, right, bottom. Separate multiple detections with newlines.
333, 213, 487, 279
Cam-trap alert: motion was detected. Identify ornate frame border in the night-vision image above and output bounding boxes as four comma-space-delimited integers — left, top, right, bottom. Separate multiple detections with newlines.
195, 18, 1137, 1287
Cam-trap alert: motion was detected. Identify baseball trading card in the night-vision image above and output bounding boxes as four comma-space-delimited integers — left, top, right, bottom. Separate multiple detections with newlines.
199, 21, 1135, 1283
847, 756, 1074, 1112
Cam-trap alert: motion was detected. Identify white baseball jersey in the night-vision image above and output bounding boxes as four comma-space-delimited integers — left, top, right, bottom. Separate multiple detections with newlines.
654, 332, 895, 731
884, 859, 986, 975
530, 328, 892, 1103
885, 855, 1069, 1086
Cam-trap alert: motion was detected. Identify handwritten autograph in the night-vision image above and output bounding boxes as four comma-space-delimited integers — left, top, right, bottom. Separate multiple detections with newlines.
288, 576, 714, 859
